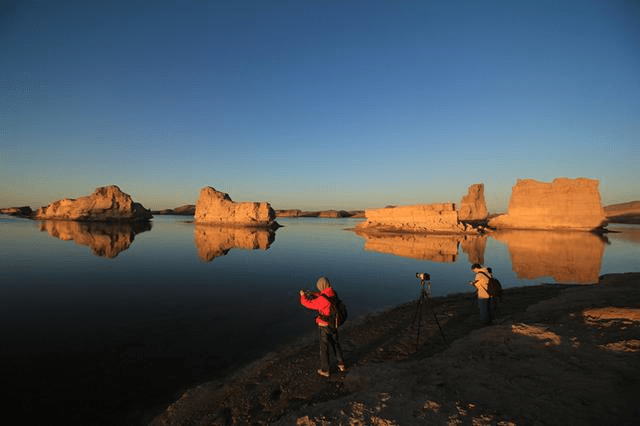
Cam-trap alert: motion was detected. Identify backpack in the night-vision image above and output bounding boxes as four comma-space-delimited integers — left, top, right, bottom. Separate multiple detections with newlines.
320, 293, 348, 328
481, 271, 503, 300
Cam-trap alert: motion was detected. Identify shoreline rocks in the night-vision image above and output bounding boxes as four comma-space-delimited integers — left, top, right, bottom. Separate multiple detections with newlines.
34, 186, 152, 222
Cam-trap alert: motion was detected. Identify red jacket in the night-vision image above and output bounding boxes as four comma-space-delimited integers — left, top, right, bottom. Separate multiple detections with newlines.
300, 287, 335, 326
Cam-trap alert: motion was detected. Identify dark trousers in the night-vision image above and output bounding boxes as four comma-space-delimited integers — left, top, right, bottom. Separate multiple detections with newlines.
319, 325, 344, 371
477, 298, 495, 325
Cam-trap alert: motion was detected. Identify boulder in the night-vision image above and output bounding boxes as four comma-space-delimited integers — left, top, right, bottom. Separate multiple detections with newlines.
488, 178, 606, 231
458, 183, 488, 221
194, 187, 278, 227
34, 186, 152, 221
356, 203, 466, 233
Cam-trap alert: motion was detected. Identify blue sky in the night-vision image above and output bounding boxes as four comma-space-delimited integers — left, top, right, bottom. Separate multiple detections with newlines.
1, 0, 638, 212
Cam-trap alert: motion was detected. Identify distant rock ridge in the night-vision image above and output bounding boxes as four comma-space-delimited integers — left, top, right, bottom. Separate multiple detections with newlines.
0, 206, 33, 217
152, 204, 196, 216
194, 187, 279, 228
275, 209, 365, 218
34, 186, 152, 221
604, 201, 640, 224
488, 178, 606, 231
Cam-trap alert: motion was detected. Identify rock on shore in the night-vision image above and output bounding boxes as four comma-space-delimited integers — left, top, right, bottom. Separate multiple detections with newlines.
34, 185, 152, 221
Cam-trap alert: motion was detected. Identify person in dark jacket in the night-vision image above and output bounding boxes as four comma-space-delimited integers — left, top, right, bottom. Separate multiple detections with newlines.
299, 276, 345, 377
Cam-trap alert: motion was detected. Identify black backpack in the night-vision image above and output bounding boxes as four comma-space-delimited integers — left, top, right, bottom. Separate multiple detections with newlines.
320, 293, 348, 328
481, 271, 503, 300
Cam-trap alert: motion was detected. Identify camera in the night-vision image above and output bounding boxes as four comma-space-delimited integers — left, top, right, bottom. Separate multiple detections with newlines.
416, 272, 430, 281
302, 289, 318, 299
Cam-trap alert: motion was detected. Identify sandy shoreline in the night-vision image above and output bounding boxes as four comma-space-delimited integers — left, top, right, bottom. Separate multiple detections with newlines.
150, 273, 640, 425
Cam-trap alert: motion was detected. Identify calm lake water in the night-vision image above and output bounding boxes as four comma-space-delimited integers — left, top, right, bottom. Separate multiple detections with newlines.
1, 215, 639, 425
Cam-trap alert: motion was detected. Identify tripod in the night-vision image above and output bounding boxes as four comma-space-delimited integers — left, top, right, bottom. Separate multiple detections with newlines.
411, 276, 447, 350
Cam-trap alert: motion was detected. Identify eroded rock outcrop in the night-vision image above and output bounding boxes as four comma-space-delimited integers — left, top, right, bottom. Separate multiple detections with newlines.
34, 186, 152, 221
458, 183, 488, 221
488, 178, 606, 230
39, 220, 151, 258
0, 206, 33, 217
356, 203, 467, 233
194, 224, 275, 262
194, 187, 278, 227
492, 229, 606, 283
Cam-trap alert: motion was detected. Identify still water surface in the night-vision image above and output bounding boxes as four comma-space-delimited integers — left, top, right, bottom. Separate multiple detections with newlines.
1, 215, 638, 424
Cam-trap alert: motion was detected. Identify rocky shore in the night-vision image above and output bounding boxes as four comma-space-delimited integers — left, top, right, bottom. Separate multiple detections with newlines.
150, 272, 640, 425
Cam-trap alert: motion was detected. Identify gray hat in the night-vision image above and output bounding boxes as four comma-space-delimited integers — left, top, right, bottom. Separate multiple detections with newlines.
316, 276, 331, 291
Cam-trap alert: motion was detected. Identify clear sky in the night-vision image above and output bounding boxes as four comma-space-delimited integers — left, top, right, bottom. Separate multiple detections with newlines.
1, 0, 638, 212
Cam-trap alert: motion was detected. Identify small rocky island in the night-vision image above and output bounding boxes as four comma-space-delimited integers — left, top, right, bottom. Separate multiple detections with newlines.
33, 185, 152, 222
194, 186, 279, 228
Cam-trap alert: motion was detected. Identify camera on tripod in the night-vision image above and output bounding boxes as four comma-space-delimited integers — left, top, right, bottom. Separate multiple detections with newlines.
415, 272, 430, 281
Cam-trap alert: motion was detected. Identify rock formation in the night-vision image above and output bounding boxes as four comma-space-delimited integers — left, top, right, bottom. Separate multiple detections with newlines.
356, 203, 467, 233
152, 204, 196, 216
194, 187, 278, 227
604, 201, 640, 224
0, 206, 33, 217
39, 220, 151, 258
194, 224, 275, 262
354, 230, 486, 264
34, 185, 152, 221
491, 229, 606, 284
458, 183, 488, 221
488, 178, 606, 230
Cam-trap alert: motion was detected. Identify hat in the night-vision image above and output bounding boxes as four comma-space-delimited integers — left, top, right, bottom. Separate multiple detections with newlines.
316, 276, 331, 291
471, 263, 482, 270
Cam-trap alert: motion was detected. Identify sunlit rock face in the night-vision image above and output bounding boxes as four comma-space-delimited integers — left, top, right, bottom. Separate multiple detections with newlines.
39, 220, 151, 258
194, 187, 277, 227
357, 203, 466, 233
488, 178, 606, 230
34, 185, 152, 221
492, 230, 606, 283
458, 183, 488, 221
194, 224, 275, 262
354, 230, 486, 264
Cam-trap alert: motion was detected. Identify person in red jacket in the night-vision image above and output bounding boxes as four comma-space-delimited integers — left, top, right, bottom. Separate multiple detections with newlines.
299, 276, 346, 377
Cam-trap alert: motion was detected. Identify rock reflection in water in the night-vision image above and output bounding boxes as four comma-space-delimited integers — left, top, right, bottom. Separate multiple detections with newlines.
491, 230, 607, 283
38, 220, 152, 258
354, 230, 486, 264
194, 225, 275, 262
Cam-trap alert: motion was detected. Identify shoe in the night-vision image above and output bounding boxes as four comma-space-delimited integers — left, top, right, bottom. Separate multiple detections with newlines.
317, 369, 330, 378
338, 363, 346, 372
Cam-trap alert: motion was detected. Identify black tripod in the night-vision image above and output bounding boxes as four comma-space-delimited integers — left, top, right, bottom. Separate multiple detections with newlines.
412, 274, 447, 350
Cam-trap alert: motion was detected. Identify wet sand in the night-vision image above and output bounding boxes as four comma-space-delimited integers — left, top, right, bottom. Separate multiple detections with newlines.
150, 272, 640, 425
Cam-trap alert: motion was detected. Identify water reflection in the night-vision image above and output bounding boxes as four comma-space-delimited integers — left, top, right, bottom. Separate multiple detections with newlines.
194, 225, 276, 262
491, 230, 607, 283
38, 220, 152, 258
354, 230, 486, 264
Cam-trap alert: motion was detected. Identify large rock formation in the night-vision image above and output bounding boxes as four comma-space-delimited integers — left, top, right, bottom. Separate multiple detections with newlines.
458, 183, 488, 221
39, 220, 151, 258
488, 178, 606, 230
194, 187, 278, 227
194, 224, 275, 262
356, 203, 468, 233
491, 229, 606, 284
34, 186, 152, 221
